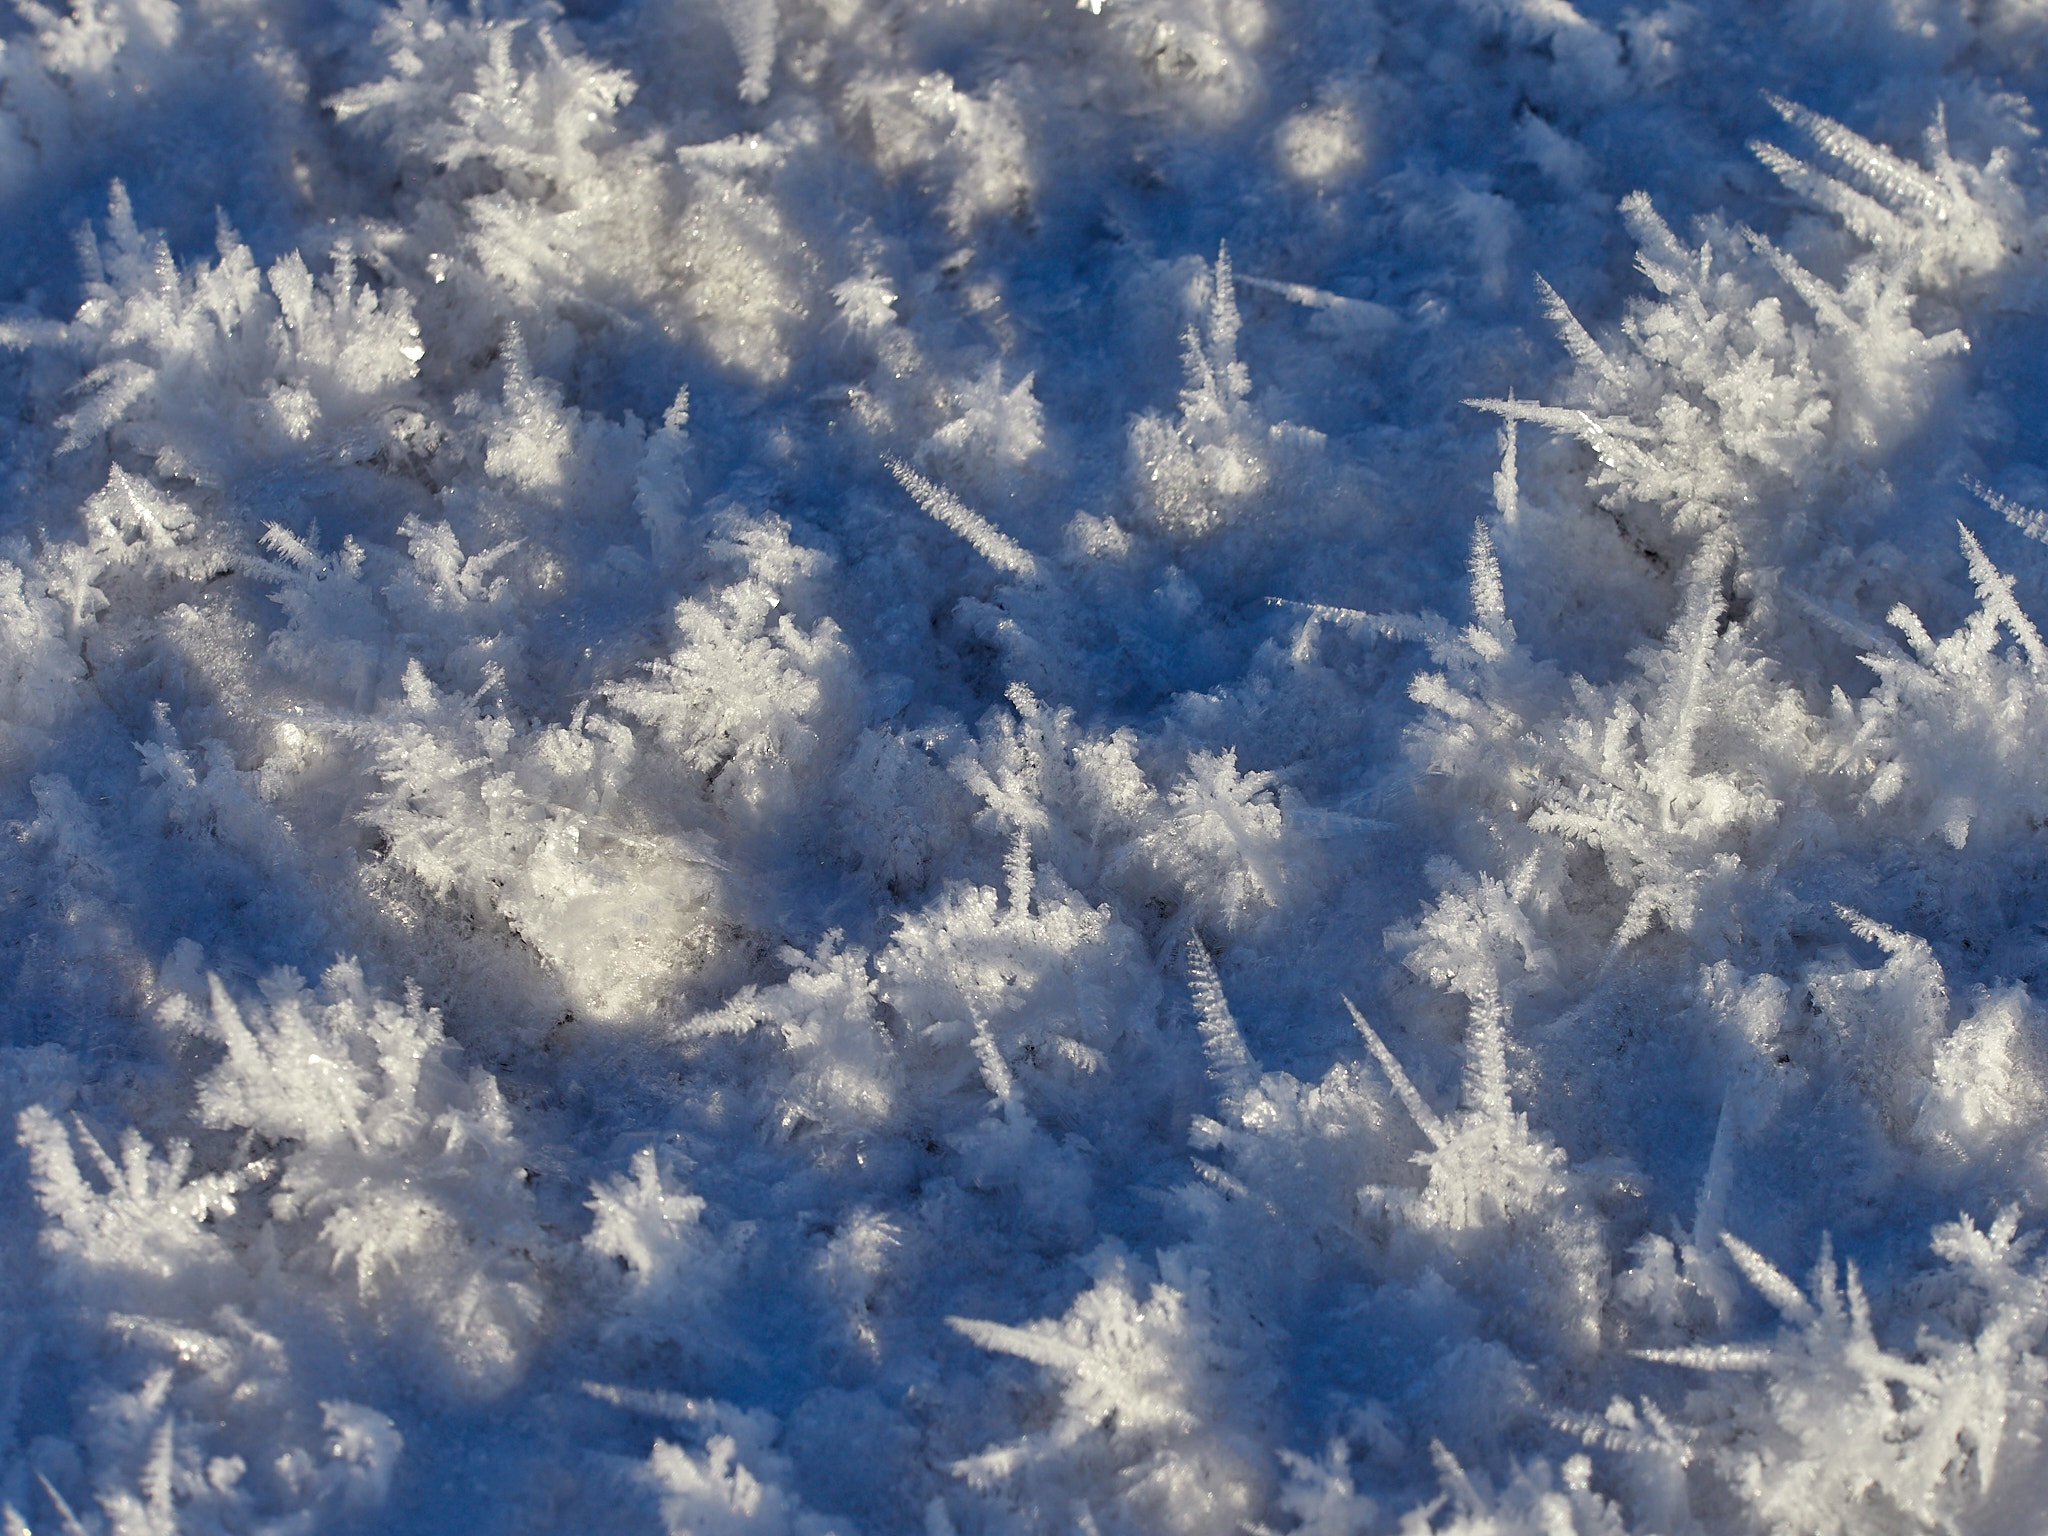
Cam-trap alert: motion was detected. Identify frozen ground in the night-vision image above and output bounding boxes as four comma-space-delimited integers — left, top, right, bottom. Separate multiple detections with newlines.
9, 0, 2048, 1531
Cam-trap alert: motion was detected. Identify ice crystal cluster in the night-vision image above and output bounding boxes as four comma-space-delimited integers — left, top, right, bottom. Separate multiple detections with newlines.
13, 0, 2048, 1531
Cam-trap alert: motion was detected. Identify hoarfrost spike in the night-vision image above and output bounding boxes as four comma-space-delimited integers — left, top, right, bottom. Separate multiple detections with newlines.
1187, 938, 1255, 1097
1344, 997, 1444, 1144
887, 459, 1042, 583
1536, 276, 1625, 390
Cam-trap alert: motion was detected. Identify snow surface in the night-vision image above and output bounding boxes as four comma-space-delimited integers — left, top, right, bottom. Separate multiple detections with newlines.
11, 0, 2048, 1531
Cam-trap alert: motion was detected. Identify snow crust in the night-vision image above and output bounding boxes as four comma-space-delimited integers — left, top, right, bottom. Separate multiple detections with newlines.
8, 0, 2048, 1531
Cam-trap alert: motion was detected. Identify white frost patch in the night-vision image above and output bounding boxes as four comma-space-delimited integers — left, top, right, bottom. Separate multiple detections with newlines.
4, 2, 2048, 1534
